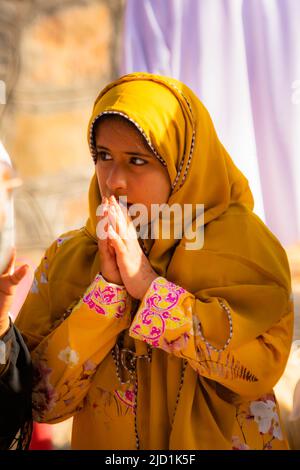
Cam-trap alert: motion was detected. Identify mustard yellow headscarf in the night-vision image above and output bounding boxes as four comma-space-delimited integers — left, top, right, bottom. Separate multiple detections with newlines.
16, 73, 293, 449
83, 71, 291, 347
17, 70, 292, 375
86, 73, 257, 275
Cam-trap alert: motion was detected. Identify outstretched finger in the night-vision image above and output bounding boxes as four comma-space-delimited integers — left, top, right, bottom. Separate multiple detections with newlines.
10, 264, 29, 286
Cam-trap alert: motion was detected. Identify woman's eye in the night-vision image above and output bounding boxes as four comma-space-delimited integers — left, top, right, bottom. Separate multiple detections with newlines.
131, 157, 148, 166
96, 151, 148, 166
97, 151, 112, 161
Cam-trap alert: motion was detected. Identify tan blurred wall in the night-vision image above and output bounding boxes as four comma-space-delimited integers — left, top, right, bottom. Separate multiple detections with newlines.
0, 0, 125, 265
0, 0, 125, 450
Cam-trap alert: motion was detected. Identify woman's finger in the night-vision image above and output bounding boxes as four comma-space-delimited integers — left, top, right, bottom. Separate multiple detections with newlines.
9, 264, 29, 285
97, 215, 116, 259
107, 239, 116, 257
109, 197, 132, 239
111, 196, 128, 224
112, 196, 137, 239
107, 204, 125, 239
108, 224, 126, 255
97, 197, 108, 220
96, 199, 110, 241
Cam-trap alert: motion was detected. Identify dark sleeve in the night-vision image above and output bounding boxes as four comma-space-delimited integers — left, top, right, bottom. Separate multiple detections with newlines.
0, 322, 33, 450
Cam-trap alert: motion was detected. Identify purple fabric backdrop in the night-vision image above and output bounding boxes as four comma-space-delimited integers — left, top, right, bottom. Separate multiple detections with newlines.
122, 0, 300, 246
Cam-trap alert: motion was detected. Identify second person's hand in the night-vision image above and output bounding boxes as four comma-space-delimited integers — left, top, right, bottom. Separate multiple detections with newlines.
0, 249, 29, 337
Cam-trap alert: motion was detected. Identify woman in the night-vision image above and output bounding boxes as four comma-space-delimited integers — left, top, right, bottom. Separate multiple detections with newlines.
15, 73, 293, 450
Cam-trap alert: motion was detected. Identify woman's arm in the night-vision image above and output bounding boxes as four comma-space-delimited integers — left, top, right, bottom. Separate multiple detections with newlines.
15, 235, 132, 424
28, 273, 132, 424
129, 276, 293, 400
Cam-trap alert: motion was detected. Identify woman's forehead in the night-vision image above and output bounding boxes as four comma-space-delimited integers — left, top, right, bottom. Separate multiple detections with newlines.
94, 116, 154, 153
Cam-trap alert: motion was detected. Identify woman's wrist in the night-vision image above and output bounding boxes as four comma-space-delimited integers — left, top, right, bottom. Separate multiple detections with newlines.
136, 272, 158, 300
99, 272, 125, 287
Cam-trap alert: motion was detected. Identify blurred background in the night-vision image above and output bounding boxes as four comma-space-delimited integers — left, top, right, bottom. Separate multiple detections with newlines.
0, 0, 299, 450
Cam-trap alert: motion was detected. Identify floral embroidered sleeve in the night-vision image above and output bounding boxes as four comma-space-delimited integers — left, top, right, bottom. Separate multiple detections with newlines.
129, 276, 293, 399
30, 274, 131, 423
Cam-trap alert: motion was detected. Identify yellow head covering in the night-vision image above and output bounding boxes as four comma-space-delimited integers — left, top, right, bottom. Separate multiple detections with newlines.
86, 73, 256, 277
17, 71, 291, 342
16, 73, 293, 449
83, 72, 291, 350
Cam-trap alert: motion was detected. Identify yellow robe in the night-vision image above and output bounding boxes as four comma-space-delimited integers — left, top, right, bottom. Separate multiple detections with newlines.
15, 73, 293, 449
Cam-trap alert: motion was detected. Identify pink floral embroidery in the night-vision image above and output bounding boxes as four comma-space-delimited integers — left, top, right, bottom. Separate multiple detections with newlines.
32, 345, 98, 422
83, 274, 128, 318
161, 332, 190, 353
32, 360, 57, 420
83, 359, 97, 372
114, 385, 135, 410
232, 436, 250, 450
130, 277, 189, 348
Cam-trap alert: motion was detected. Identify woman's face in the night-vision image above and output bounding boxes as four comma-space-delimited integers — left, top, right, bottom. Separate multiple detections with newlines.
94, 117, 171, 218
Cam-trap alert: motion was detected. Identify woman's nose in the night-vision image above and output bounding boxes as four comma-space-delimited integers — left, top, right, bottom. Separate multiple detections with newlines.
106, 164, 127, 192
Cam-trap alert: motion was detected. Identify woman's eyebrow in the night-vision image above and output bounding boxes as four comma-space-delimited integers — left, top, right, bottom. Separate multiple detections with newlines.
95, 145, 154, 158
125, 151, 154, 158
95, 145, 110, 152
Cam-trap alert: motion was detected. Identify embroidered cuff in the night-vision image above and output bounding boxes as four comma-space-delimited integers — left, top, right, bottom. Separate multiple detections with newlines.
82, 273, 130, 319
129, 276, 191, 348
